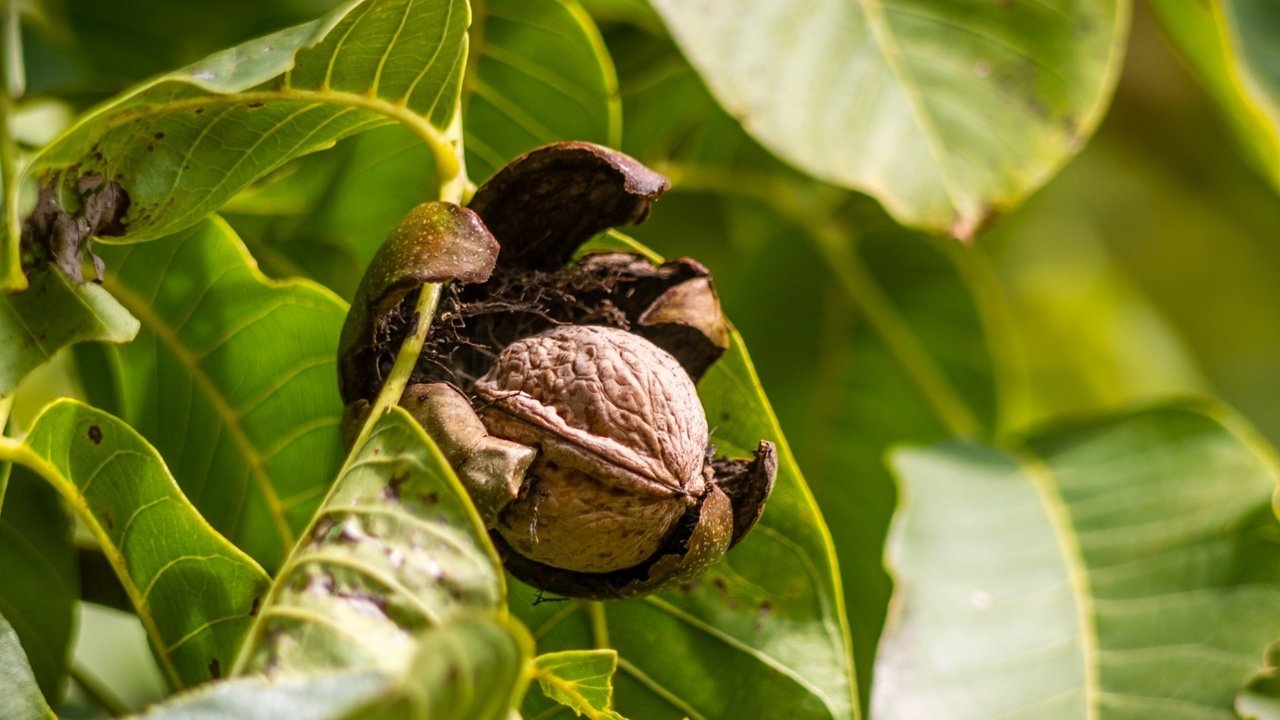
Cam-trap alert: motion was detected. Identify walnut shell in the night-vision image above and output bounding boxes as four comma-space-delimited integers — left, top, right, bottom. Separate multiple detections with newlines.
474, 325, 709, 573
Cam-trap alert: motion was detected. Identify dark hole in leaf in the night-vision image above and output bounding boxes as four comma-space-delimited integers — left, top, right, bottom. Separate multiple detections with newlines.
87, 425, 103, 444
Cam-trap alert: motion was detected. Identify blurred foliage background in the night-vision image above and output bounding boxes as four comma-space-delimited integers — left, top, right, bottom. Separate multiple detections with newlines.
17, 0, 1280, 715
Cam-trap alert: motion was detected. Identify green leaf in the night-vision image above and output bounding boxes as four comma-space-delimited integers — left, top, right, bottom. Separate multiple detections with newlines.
645, 0, 1130, 238
87, 216, 348, 571
606, 41, 997, 703
0, 465, 77, 707
225, 0, 620, 296
875, 405, 1280, 718
0, 269, 140, 397
234, 407, 506, 676
0, 399, 271, 689
1148, 0, 1280, 192
0, 610, 56, 720
512, 299, 857, 719
132, 614, 532, 720
463, 0, 620, 181
532, 649, 627, 720
4, 0, 470, 289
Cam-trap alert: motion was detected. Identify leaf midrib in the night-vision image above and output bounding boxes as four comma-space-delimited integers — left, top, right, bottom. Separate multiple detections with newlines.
855, 0, 964, 221
102, 277, 296, 554
1018, 449, 1101, 720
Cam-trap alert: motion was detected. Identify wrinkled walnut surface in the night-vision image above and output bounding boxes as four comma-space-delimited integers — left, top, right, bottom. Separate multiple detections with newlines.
473, 325, 710, 573
475, 325, 708, 497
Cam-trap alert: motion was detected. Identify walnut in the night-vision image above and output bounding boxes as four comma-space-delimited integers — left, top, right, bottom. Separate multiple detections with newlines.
339, 142, 776, 598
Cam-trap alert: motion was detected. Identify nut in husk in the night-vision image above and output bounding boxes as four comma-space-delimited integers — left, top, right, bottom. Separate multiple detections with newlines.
338, 142, 775, 599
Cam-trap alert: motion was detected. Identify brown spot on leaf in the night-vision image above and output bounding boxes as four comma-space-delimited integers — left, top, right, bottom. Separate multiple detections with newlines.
208, 658, 221, 679
88, 425, 103, 444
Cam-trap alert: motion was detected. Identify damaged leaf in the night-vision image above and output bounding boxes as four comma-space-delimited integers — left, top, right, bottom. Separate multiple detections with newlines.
233, 407, 507, 677
4, 0, 470, 291
0, 268, 139, 397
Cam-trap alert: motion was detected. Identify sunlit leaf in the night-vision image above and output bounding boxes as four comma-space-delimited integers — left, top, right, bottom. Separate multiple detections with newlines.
5, 0, 470, 290
0, 270, 139, 397
875, 404, 1280, 719
88, 216, 348, 571
0, 610, 55, 720
0, 399, 270, 689
1148, 0, 1280, 191
234, 407, 505, 676
134, 615, 531, 720
530, 649, 627, 720
225, 0, 620, 296
646, 0, 1129, 239
0, 465, 76, 707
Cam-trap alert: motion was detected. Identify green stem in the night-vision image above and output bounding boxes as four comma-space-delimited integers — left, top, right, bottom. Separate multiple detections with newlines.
586, 601, 609, 649
657, 162, 982, 438
0, 0, 16, 205
815, 228, 981, 438
0, 396, 12, 511
70, 661, 130, 718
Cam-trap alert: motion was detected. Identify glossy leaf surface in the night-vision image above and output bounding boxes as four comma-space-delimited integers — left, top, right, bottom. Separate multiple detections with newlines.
530, 649, 626, 720
91, 216, 348, 571
646, 0, 1129, 238
0, 399, 271, 689
875, 405, 1280, 718
4, 0, 470, 289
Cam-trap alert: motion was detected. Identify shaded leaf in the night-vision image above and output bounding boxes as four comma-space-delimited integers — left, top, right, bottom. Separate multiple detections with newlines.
0, 465, 77, 707
1148, 0, 1280, 191
225, 0, 620, 297
0, 399, 271, 689
875, 405, 1280, 719
646, 0, 1129, 238
0, 269, 139, 397
532, 649, 627, 720
463, 0, 620, 181
89, 216, 348, 571
234, 407, 505, 676
0, 610, 55, 720
5, 0, 470, 289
